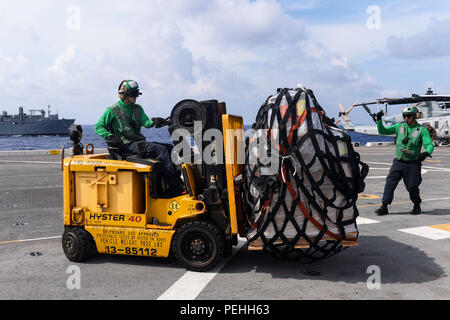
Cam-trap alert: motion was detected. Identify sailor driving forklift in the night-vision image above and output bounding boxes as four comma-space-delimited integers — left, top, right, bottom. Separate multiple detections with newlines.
94, 80, 183, 196
64, 93, 244, 271
373, 106, 434, 215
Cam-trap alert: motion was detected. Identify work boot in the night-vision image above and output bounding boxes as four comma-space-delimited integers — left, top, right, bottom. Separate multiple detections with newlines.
375, 204, 389, 216
410, 204, 421, 215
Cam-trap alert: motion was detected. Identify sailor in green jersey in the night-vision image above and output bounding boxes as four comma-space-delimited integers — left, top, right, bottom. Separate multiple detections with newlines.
374, 106, 434, 215
95, 80, 184, 196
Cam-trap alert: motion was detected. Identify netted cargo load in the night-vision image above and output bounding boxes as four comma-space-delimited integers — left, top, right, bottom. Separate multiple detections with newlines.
243, 87, 368, 262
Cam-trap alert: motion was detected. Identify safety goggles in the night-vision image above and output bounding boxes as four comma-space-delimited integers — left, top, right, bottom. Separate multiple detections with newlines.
127, 89, 142, 98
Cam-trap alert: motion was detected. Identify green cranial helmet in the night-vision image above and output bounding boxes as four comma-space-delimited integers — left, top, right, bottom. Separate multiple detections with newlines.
118, 80, 142, 99
403, 106, 418, 117
403, 105, 420, 119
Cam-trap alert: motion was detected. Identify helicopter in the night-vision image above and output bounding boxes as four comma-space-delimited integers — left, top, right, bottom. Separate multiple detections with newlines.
338, 88, 450, 145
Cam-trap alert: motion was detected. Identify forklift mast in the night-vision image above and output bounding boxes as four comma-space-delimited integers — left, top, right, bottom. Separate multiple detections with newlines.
168, 99, 246, 239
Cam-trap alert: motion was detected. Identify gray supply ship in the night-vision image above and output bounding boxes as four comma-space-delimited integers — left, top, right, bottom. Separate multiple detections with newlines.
0, 106, 75, 136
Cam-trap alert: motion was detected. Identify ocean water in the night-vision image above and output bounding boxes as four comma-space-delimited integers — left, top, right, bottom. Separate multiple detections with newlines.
0, 125, 173, 151
346, 131, 394, 145
0, 125, 393, 151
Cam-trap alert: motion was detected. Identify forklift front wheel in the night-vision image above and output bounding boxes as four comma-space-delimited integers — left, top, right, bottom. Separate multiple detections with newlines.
173, 221, 225, 272
62, 227, 95, 262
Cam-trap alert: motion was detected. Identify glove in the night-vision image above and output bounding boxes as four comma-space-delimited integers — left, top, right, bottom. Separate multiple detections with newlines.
151, 117, 167, 128
106, 135, 124, 148
372, 110, 384, 123
70, 129, 82, 144
418, 152, 431, 162
376, 110, 384, 121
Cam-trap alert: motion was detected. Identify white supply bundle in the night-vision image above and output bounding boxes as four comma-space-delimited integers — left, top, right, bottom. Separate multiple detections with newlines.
244, 87, 368, 260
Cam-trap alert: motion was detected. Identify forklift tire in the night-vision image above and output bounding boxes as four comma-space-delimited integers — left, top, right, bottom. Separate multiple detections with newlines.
62, 227, 96, 262
172, 221, 225, 272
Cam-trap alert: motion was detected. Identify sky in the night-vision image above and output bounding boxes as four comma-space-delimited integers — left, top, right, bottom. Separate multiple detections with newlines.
1, 0, 450, 125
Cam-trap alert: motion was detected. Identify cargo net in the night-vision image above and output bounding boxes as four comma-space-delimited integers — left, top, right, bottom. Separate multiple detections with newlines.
243, 88, 368, 262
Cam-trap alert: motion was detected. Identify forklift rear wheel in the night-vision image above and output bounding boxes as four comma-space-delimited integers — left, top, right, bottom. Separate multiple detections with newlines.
62, 227, 96, 262
173, 221, 225, 272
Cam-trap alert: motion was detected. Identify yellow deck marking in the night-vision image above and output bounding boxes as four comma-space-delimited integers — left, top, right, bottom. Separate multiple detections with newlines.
359, 201, 411, 208
429, 223, 450, 232
358, 196, 450, 208
358, 194, 380, 200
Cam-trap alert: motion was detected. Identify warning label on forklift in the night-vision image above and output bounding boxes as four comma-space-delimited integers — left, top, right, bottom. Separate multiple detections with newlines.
169, 200, 181, 213
85, 226, 174, 258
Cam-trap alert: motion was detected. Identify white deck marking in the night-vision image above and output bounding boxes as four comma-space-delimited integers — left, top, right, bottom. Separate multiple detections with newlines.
0, 236, 62, 245
157, 238, 247, 300
398, 226, 450, 240
366, 161, 450, 172
365, 161, 394, 166
363, 160, 450, 179
366, 168, 428, 179
422, 196, 450, 202
360, 153, 450, 156
356, 217, 380, 225
366, 176, 389, 179
0, 160, 59, 164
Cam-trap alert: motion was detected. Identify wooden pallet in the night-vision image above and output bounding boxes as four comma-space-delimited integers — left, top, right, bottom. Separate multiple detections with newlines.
247, 233, 358, 251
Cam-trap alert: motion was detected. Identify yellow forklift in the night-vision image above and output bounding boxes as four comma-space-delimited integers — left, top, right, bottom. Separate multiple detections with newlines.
61, 100, 247, 271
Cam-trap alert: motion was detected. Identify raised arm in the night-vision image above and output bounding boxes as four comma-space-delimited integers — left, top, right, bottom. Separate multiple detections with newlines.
376, 120, 398, 135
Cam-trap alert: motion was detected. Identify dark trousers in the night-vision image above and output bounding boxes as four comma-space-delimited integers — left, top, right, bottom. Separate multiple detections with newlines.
128, 141, 183, 193
382, 158, 422, 206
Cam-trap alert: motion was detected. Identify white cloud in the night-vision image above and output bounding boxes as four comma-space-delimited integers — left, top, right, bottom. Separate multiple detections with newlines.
0, 0, 385, 124
387, 18, 450, 59
47, 45, 77, 75
281, 0, 320, 11
307, 8, 450, 62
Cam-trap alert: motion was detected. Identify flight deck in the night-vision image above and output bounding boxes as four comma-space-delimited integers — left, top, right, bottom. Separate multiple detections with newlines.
0, 145, 449, 300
